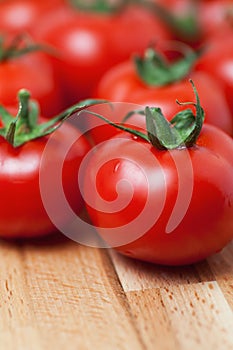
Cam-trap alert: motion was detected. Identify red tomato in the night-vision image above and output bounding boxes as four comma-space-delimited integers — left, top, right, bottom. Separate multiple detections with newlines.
34, 3, 171, 108
0, 0, 67, 35
84, 121, 233, 266
92, 57, 233, 141
197, 0, 233, 41
152, 0, 233, 46
0, 45, 63, 117
195, 30, 233, 113
0, 94, 91, 238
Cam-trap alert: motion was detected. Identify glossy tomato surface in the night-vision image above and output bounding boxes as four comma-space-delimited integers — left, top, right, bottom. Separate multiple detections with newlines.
84, 124, 233, 266
0, 51, 63, 117
151, 0, 233, 46
34, 3, 171, 107
93, 60, 233, 141
195, 31, 233, 113
0, 119, 90, 238
0, 0, 67, 35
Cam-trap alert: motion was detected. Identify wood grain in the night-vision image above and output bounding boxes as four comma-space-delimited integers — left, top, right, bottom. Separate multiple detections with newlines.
0, 235, 232, 350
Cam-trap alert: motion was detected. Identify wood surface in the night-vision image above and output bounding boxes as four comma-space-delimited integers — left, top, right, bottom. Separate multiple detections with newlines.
0, 233, 233, 350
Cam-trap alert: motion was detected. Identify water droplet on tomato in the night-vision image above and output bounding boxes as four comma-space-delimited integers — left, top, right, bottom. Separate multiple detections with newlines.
114, 162, 121, 172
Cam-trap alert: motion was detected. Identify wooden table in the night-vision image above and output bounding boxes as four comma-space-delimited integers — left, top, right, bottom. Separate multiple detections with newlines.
1, 233, 233, 350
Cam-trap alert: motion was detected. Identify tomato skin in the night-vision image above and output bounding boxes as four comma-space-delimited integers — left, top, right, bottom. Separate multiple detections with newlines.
0, 0, 67, 35
195, 32, 233, 113
0, 52, 63, 117
152, 0, 233, 47
34, 4, 171, 107
93, 61, 233, 141
35, 12, 116, 107
84, 124, 233, 266
0, 120, 90, 238
197, 0, 233, 42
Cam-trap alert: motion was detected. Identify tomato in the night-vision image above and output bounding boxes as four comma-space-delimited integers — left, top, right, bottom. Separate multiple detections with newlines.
195, 29, 233, 113
34, 3, 171, 108
0, 36, 63, 117
0, 89, 91, 238
197, 0, 233, 41
92, 50, 233, 142
151, 0, 202, 46
0, 0, 68, 36
151, 0, 233, 46
83, 86, 233, 266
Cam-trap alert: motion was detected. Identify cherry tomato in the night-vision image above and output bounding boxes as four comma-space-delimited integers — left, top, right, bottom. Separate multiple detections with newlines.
151, 0, 233, 47
83, 91, 233, 266
92, 52, 233, 142
0, 90, 91, 238
197, 0, 233, 41
0, 0, 67, 35
34, 3, 171, 108
195, 29, 233, 113
0, 37, 63, 117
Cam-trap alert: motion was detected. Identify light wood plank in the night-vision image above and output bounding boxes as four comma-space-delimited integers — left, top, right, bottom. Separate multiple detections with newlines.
126, 288, 179, 350
109, 250, 214, 292
126, 282, 233, 350
206, 241, 233, 309
0, 237, 144, 350
0, 240, 43, 350
0, 236, 233, 350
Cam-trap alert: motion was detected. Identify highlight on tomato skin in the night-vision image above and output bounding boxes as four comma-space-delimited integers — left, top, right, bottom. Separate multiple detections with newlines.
32, 1, 172, 108
0, 0, 68, 36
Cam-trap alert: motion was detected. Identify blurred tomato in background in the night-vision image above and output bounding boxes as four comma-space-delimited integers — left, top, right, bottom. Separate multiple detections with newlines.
0, 34, 63, 117
32, 1, 171, 108
0, 0, 232, 127
0, 0, 67, 35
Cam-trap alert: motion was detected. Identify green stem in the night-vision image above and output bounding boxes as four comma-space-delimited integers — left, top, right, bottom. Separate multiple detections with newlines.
90, 79, 204, 150
133, 0, 201, 42
0, 89, 107, 148
69, 0, 200, 41
0, 33, 55, 62
175, 80, 204, 147
69, 0, 126, 13
134, 47, 199, 87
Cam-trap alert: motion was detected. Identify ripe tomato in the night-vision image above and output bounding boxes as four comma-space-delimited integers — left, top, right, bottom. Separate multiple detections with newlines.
0, 36, 63, 117
34, 3, 171, 108
93, 50, 233, 141
197, 0, 233, 41
195, 29, 233, 113
0, 0, 67, 35
150, 0, 202, 46
0, 90, 91, 238
151, 0, 233, 47
83, 87, 233, 266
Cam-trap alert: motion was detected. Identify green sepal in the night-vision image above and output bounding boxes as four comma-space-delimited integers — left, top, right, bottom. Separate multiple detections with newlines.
134, 0, 200, 42
88, 79, 205, 150
147, 80, 205, 149
145, 107, 180, 150
135, 47, 198, 87
0, 89, 108, 148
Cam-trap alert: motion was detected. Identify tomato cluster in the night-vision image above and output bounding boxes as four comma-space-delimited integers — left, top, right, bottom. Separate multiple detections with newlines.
0, 0, 233, 266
